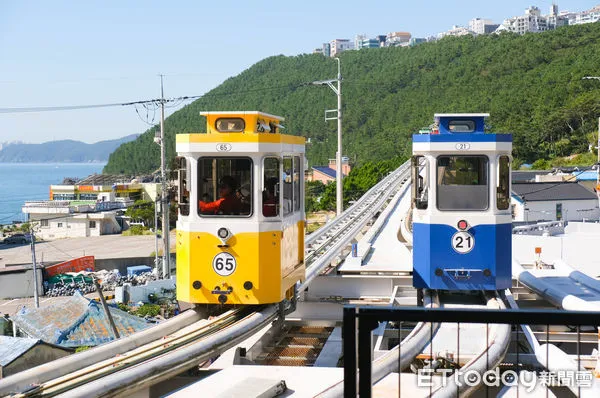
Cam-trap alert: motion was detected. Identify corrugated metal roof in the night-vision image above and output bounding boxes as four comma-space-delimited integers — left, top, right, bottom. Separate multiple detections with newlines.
312, 167, 337, 179
12, 292, 151, 347
573, 171, 598, 181
0, 336, 39, 367
512, 182, 599, 202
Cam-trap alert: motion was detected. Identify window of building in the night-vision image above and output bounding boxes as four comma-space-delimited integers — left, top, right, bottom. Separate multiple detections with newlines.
177, 156, 190, 216
556, 203, 563, 220
57, 222, 63, 228
262, 157, 280, 217
40, 219, 49, 227
497, 156, 510, 210
197, 157, 252, 217
79, 194, 98, 201
411, 155, 429, 210
89, 221, 96, 228
437, 155, 489, 210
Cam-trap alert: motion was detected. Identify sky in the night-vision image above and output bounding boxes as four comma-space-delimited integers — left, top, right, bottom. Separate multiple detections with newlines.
1, 0, 599, 144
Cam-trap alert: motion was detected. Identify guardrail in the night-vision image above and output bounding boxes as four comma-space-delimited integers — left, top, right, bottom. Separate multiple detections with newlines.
512, 221, 565, 236
344, 305, 600, 397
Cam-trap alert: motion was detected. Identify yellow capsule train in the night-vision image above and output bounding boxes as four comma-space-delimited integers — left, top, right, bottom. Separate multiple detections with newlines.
175, 111, 305, 305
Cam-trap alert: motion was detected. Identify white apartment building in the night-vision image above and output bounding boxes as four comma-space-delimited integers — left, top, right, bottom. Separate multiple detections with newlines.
469, 18, 494, 35
438, 25, 473, 39
330, 39, 353, 57
498, 6, 550, 34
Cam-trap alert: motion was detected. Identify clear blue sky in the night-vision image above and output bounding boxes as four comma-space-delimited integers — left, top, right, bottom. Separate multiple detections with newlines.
1, 0, 598, 144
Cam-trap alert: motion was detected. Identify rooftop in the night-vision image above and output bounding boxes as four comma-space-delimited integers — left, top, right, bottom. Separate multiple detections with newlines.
12, 292, 151, 347
512, 182, 598, 202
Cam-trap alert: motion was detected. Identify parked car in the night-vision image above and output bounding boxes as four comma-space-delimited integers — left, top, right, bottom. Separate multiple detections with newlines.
2, 233, 29, 244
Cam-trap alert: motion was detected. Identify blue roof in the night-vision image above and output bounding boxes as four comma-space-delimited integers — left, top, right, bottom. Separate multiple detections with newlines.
0, 336, 40, 367
12, 292, 151, 347
313, 166, 337, 178
573, 171, 598, 181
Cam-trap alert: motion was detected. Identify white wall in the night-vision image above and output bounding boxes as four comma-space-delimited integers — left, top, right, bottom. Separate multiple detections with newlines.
511, 199, 599, 222
513, 222, 600, 277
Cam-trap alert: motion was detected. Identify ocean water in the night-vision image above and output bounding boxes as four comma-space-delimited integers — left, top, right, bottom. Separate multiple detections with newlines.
0, 163, 105, 225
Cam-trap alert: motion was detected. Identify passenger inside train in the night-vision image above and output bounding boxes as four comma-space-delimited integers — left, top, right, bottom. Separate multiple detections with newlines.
199, 175, 242, 215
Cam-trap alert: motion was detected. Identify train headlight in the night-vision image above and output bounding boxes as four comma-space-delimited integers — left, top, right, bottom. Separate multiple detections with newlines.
457, 220, 468, 230
218, 227, 230, 239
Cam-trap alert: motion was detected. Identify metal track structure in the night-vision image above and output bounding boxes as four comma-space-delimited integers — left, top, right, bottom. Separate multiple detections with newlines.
0, 161, 412, 398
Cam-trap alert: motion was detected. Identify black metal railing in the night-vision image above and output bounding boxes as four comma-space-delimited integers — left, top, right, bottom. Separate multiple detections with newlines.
343, 305, 600, 397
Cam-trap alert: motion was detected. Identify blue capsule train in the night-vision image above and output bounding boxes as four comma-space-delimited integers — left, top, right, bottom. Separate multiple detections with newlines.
410, 114, 512, 291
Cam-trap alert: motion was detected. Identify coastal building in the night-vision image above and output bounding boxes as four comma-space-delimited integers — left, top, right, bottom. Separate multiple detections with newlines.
329, 39, 353, 57
511, 182, 600, 222
438, 25, 474, 39
22, 201, 123, 240
307, 157, 352, 184
468, 18, 499, 35
0, 336, 72, 378
497, 6, 550, 34
385, 32, 411, 47
20, 174, 162, 240
355, 34, 381, 49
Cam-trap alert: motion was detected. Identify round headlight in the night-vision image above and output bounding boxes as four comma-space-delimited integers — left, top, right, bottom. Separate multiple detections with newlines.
457, 220, 468, 230
218, 227, 229, 239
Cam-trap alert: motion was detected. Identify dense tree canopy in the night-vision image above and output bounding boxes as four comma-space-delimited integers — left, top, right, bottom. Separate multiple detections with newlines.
104, 23, 600, 175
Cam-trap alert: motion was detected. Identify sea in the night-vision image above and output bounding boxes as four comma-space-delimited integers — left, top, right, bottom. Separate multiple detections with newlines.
0, 163, 106, 225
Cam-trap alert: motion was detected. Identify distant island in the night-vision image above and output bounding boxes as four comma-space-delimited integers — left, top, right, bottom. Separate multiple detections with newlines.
0, 135, 138, 163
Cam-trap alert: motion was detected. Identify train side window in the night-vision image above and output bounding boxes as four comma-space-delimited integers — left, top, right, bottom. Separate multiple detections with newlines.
497, 156, 510, 210
263, 157, 280, 217
411, 156, 428, 209
282, 157, 293, 216
177, 156, 190, 216
197, 157, 252, 217
437, 155, 488, 211
293, 156, 301, 212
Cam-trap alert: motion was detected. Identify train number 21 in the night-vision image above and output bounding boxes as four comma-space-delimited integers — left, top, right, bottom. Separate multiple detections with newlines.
452, 231, 475, 254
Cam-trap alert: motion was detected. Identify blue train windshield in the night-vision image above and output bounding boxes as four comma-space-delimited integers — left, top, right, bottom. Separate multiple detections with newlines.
437, 156, 489, 210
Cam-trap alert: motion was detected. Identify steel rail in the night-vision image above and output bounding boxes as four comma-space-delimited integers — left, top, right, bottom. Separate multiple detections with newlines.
432, 293, 511, 398
302, 164, 411, 290
57, 306, 279, 398
315, 292, 441, 398
305, 161, 410, 251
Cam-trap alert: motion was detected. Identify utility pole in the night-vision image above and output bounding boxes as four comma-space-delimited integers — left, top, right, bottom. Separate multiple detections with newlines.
29, 225, 39, 308
154, 195, 159, 271
154, 75, 170, 279
312, 57, 343, 215
581, 78, 600, 217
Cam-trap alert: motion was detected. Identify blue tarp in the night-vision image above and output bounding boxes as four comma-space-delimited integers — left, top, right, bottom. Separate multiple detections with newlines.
127, 265, 152, 277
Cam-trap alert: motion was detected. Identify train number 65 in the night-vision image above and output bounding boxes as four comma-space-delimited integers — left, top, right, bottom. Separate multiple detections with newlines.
213, 252, 237, 276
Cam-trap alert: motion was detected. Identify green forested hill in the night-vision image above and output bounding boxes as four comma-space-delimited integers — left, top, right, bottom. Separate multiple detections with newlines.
104, 23, 600, 174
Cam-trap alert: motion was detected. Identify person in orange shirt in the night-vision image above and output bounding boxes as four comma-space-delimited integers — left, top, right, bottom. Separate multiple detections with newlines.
199, 176, 242, 215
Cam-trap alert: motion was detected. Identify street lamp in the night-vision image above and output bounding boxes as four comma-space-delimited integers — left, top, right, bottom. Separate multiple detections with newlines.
312, 58, 343, 216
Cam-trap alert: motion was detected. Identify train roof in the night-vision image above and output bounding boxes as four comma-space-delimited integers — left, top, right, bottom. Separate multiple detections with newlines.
200, 111, 285, 121
434, 113, 490, 118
